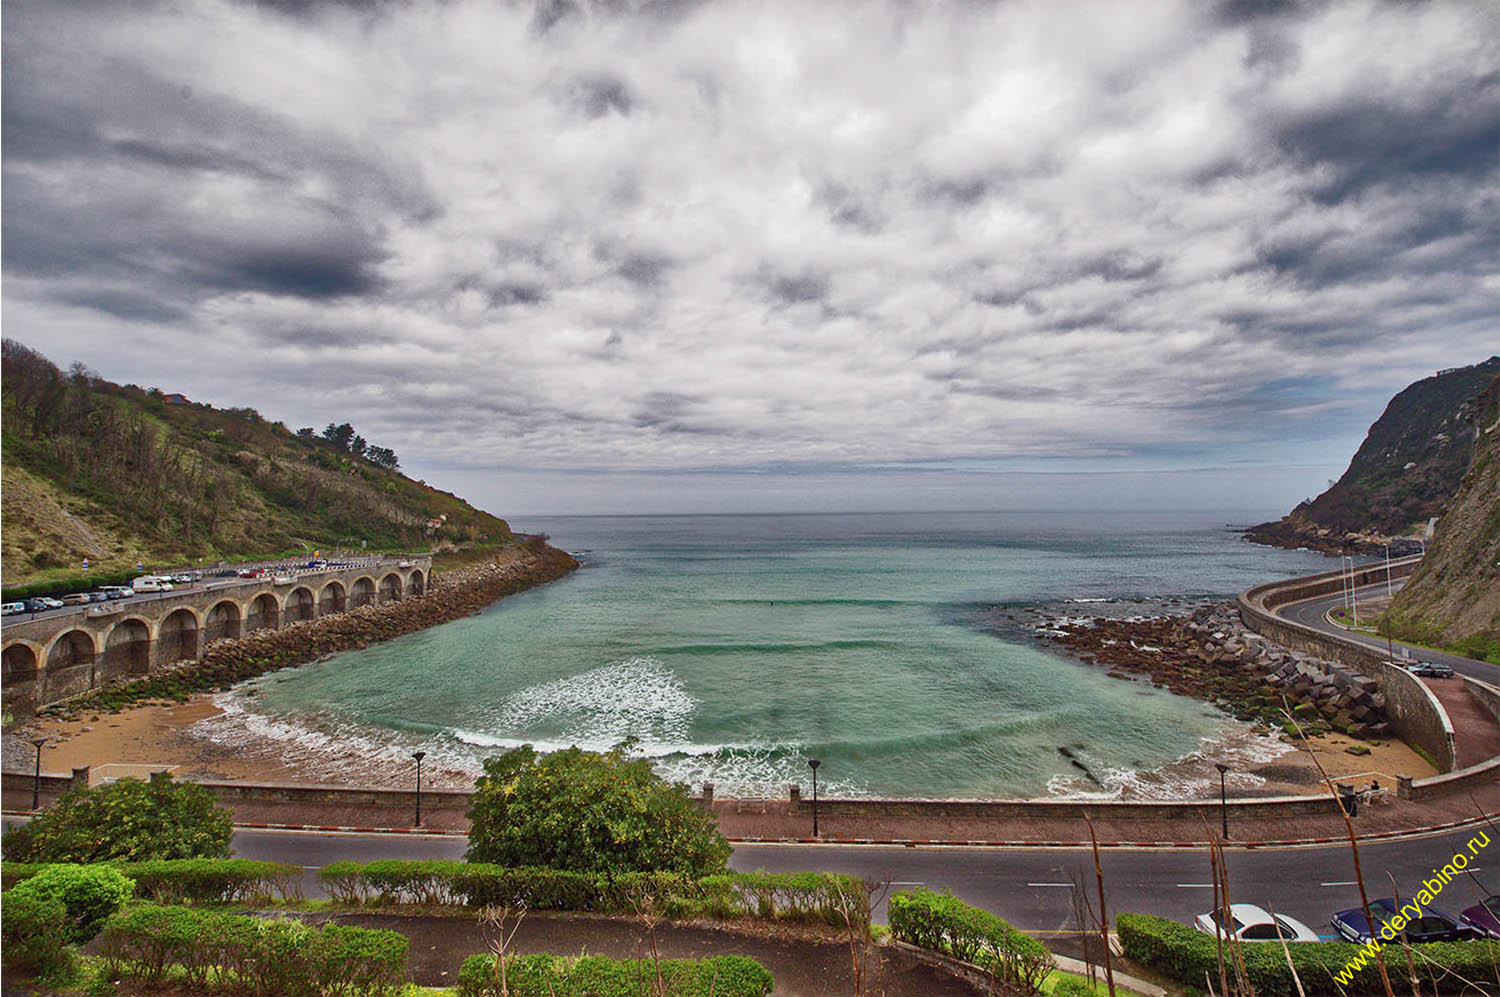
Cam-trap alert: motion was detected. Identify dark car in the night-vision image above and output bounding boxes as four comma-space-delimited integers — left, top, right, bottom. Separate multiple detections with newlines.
1461, 896, 1500, 939
1406, 661, 1455, 678
1332, 898, 1481, 944
23, 597, 51, 612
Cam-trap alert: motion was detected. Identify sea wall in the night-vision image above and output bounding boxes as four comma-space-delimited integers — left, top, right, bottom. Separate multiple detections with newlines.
1237, 558, 1457, 772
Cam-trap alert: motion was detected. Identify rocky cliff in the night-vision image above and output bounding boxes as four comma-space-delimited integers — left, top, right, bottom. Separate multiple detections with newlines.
1379, 373, 1500, 662
1246, 356, 1500, 554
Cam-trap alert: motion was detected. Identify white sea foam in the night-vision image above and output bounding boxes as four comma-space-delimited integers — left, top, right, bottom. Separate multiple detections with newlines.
1046, 725, 1295, 801
485, 656, 697, 748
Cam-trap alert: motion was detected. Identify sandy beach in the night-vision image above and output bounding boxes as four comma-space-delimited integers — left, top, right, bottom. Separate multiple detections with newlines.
3, 692, 1437, 800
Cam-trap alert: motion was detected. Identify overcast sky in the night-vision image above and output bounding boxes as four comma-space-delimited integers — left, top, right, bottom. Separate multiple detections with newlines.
3, 0, 1496, 516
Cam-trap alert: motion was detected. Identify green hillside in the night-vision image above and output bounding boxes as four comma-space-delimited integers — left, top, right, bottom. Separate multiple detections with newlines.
1, 339, 515, 585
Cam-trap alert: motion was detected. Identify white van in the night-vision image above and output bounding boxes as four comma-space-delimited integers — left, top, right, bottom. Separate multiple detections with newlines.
131, 576, 173, 593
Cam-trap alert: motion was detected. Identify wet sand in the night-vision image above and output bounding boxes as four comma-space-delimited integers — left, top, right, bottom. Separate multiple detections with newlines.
4, 692, 1437, 798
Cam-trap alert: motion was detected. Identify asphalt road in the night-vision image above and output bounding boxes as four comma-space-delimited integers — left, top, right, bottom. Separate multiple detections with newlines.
1274, 579, 1498, 683
230, 825, 1499, 938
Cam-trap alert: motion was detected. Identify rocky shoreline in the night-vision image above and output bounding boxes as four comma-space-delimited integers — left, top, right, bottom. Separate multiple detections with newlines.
34, 538, 580, 719
1243, 515, 1427, 557
1038, 601, 1391, 741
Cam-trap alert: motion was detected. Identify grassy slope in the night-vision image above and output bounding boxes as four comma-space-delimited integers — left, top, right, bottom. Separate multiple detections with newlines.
1380, 373, 1500, 661
2, 350, 516, 585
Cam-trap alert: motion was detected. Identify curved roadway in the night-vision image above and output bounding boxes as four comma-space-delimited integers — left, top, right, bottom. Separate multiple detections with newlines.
1273, 578, 1497, 683
230, 825, 1498, 939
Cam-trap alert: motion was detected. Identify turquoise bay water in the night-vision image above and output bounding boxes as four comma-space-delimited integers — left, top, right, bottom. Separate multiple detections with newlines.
212, 511, 1334, 799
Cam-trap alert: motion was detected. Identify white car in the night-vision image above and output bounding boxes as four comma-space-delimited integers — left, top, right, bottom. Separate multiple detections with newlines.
1195, 904, 1320, 943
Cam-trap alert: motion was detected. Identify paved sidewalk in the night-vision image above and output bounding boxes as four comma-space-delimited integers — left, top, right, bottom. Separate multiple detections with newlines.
8, 779, 1494, 847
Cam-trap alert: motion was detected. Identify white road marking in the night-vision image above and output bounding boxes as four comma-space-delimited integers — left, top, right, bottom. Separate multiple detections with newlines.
1176, 884, 1215, 888
1027, 882, 1073, 888
1320, 881, 1358, 887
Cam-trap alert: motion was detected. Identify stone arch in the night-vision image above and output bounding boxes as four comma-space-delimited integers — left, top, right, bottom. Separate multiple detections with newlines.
378, 572, 402, 603
318, 580, 347, 616
246, 592, 281, 633
2, 642, 41, 716
3, 642, 40, 683
43, 630, 98, 702
104, 618, 153, 676
205, 600, 242, 642
407, 569, 425, 596
159, 608, 201, 664
351, 576, 376, 608
283, 586, 315, 625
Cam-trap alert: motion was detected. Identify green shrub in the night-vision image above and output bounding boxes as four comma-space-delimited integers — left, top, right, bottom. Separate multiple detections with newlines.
455, 952, 773, 997
7, 863, 135, 942
2, 775, 232, 863
98, 904, 408, 997
1051, 975, 1098, 996
1117, 912, 1500, 996
4, 858, 300, 904
889, 887, 1052, 995
0, 889, 73, 976
465, 744, 729, 877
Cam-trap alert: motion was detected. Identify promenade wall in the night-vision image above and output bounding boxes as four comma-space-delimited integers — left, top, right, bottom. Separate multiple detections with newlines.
1236, 557, 1458, 772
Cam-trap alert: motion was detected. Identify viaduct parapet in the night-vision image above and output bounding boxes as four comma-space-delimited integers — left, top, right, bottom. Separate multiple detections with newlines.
1, 556, 431, 716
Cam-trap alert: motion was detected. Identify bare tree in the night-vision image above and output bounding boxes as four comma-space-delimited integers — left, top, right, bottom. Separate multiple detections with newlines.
478, 901, 527, 997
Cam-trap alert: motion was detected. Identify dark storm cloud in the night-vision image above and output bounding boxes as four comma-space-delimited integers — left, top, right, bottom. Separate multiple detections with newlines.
2, 0, 1496, 478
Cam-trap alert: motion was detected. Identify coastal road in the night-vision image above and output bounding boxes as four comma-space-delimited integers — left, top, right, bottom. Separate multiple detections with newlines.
229, 825, 1499, 938
1274, 579, 1497, 682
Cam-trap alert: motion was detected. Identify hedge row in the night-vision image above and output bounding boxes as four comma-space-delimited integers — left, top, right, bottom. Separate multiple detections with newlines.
3, 568, 145, 602
455, 952, 773, 997
1117, 913, 1500, 996
3, 859, 301, 905
318, 860, 867, 927
98, 903, 407, 997
888, 888, 1052, 994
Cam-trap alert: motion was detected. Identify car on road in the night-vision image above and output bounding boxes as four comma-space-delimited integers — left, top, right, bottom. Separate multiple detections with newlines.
1460, 896, 1500, 939
2, 602, 25, 616
1405, 661, 1454, 678
60, 593, 91, 605
1332, 898, 1481, 944
87, 591, 110, 602
237, 568, 264, 578
214, 569, 239, 577
40, 597, 64, 609
1195, 904, 1320, 943
170, 573, 196, 585
98, 586, 133, 599
23, 598, 51, 612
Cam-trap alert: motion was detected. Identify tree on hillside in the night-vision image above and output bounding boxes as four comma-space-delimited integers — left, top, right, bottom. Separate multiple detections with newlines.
322, 421, 357, 451
465, 744, 730, 878
296, 426, 317, 440
351, 434, 368, 457
366, 445, 400, 470
2, 774, 233, 863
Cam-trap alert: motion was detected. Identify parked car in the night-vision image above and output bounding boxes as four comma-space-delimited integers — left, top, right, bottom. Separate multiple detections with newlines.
1460, 896, 1500, 939
60, 593, 91, 605
1195, 904, 1320, 943
1406, 661, 1455, 678
99, 586, 133, 599
23, 598, 51, 612
40, 597, 65, 609
170, 573, 195, 585
215, 569, 238, 577
87, 591, 110, 602
2, 602, 25, 616
131, 576, 173, 593
1332, 898, 1481, 944
237, 568, 263, 578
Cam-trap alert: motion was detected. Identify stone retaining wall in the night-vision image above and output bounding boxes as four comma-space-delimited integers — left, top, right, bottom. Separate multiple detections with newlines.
1236, 558, 1457, 771
784, 791, 1340, 821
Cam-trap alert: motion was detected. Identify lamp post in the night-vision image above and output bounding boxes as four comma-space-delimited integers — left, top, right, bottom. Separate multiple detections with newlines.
807, 759, 821, 838
30, 738, 47, 810
411, 751, 426, 827
1215, 763, 1230, 840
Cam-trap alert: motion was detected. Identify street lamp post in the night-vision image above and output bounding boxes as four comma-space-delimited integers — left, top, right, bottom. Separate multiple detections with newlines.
1215, 763, 1230, 840
30, 738, 47, 810
807, 759, 821, 839
411, 751, 426, 827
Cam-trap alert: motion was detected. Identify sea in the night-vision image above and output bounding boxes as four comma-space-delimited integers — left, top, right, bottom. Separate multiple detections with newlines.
199, 510, 1339, 800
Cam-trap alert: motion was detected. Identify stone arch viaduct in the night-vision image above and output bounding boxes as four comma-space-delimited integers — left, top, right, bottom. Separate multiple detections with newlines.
2, 557, 431, 717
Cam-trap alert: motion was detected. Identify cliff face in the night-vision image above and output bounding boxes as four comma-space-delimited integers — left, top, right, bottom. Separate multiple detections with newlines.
1380, 373, 1500, 661
1246, 356, 1500, 554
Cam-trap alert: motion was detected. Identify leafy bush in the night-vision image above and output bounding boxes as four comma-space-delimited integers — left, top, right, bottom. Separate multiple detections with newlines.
4, 858, 300, 904
465, 744, 729, 877
315, 860, 863, 926
0, 889, 73, 976
2, 775, 232, 863
456, 952, 773, 997
98, 904, 408, 997
6, 863, 135, 942
1117, 912, 1500, 996
888, 887, 1052, 995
